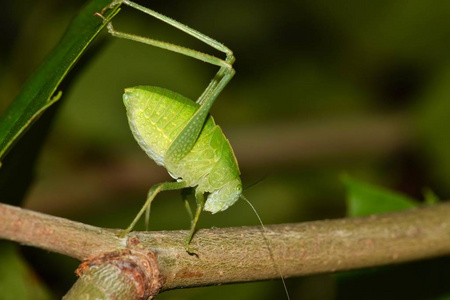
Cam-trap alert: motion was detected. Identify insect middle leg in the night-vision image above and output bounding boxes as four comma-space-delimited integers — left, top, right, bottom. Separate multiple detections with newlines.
181, 188, 195, 222
118, 180, 187, 237
184, 189, 205, 254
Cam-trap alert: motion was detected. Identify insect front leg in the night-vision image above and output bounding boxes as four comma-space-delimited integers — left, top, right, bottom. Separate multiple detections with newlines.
184, 190, 205, 254
118, 180, 187, 238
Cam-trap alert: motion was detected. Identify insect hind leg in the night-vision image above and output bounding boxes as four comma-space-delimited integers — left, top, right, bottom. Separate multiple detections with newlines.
118, 180, 187, 238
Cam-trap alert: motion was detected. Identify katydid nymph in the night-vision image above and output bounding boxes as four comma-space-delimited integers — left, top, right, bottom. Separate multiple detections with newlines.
97, 1, 290, 297
97, 0, 240, 254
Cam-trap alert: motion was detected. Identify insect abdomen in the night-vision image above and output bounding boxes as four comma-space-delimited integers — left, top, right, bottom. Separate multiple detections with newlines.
124, 86, 201, 165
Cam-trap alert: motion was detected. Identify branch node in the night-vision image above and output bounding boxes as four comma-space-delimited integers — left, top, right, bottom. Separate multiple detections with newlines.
128, 235, 142, 248
76, 247, 164, 299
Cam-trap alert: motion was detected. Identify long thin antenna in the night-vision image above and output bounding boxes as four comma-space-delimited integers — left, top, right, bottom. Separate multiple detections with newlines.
240, 195, 291, 300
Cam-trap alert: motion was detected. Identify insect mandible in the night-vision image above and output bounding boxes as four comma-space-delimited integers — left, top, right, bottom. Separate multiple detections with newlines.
98, 0, 241, 253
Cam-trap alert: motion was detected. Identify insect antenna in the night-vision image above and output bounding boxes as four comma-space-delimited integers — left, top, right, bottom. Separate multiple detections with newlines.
242, 175, 268, 192
240, 194, 291, 300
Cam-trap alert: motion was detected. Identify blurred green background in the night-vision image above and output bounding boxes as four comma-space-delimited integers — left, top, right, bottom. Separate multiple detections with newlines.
1, 0, 450, 299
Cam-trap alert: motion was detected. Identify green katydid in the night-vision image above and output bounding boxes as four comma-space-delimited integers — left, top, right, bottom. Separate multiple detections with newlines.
97, 1, 291, 297
98, 0, 240, 254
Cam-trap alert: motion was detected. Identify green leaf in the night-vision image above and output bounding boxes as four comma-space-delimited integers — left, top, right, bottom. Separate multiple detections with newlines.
0, 0, 121, 163
342, 175, 418, 217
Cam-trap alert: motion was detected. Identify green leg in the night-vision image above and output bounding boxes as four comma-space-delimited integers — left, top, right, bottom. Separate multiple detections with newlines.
99, 0, 235, 163
110, 0, 233, 59
184, 190, 205, 254
118, 180, 187, 237
181, 188, 194, 222
116, 0, 236, 106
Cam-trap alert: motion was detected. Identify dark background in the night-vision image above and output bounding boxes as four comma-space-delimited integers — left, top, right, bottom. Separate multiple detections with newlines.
1, 0, 450, 299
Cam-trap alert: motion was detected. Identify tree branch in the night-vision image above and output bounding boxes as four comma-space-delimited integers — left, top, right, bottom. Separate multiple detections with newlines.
1, 202, 450, 296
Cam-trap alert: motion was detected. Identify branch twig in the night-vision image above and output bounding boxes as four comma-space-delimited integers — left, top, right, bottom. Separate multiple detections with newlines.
1, 202, 449, 293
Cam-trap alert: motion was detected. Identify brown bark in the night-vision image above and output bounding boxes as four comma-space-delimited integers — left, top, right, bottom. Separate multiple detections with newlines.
0, 202, 449, 296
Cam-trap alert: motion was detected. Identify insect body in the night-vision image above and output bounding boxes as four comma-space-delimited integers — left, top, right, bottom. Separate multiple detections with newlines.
124, 86, 242, 214
98, 1, 290, 297
99, 0, 240, 253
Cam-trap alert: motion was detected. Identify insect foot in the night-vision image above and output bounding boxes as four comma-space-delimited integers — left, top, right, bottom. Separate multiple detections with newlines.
116, 229, 130, 239
184, 243, 199, 257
